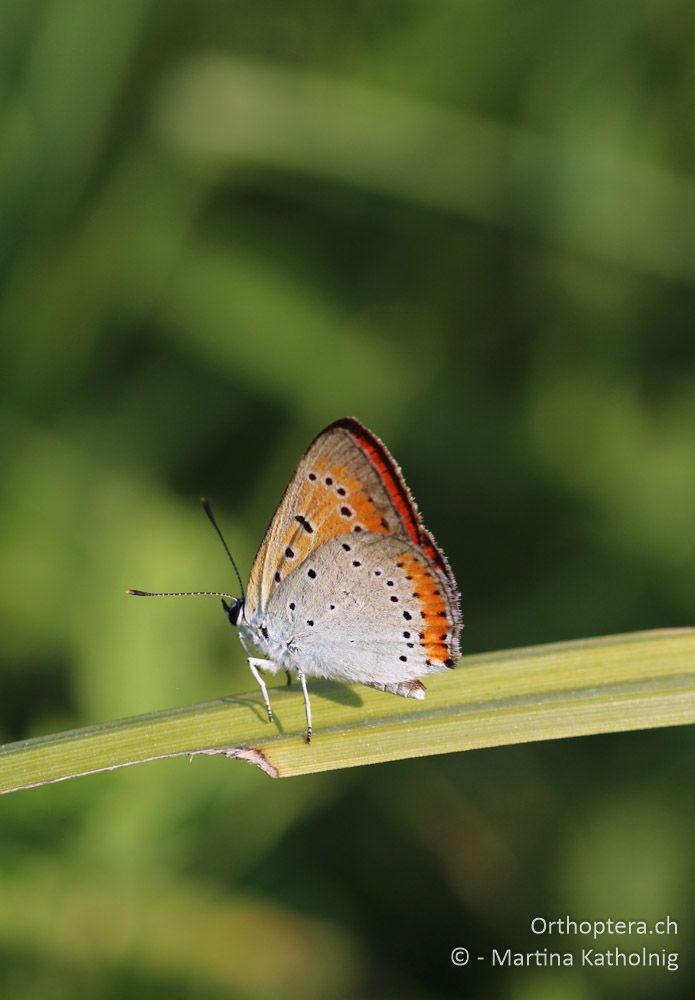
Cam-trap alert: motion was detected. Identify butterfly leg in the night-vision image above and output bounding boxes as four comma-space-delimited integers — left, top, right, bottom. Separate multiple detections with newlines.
296, 669, 312, 744
247, 657, 276, 723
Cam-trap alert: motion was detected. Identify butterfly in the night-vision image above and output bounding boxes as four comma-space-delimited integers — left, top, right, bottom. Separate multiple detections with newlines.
129, 417, 461, 742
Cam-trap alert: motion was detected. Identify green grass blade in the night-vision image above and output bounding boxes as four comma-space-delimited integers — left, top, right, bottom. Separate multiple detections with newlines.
1, 629, 694, 793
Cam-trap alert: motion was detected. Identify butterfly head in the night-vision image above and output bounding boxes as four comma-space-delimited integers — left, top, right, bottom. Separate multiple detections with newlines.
221, 596, 244, 627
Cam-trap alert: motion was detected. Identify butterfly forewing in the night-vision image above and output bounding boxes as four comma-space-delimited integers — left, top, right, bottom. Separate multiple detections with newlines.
245, 418, 459, 632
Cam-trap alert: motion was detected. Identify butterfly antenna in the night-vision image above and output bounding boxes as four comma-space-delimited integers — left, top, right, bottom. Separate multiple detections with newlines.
126, 589, 238, 599
200, 497, 246, 600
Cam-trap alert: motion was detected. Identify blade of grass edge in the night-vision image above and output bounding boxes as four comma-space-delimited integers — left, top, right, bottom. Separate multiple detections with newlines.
1, 628, 694, 793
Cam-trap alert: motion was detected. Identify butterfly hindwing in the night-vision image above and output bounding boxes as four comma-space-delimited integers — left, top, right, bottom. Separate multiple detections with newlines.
265, 533, 460, 683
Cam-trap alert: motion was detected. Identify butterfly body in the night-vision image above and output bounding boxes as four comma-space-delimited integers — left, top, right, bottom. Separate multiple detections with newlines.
130, 417, 461, 742
229, 418, 461, 738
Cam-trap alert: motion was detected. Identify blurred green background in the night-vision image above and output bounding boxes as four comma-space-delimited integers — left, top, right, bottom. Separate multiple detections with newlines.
1, 1, 694, 997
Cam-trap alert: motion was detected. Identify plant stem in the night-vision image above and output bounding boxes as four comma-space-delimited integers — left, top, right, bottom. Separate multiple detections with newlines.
1, 629, 694, 793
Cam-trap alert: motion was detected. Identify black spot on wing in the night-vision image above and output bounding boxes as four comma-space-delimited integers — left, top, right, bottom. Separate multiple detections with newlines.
295, 514, 314, 534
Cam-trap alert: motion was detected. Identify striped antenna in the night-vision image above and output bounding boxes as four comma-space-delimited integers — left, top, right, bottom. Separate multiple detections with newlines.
126, 588, 237, 599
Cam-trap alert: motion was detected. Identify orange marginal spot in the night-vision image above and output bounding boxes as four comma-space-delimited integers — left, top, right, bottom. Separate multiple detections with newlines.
399, 552, 453, 667
418, 536, 446, 574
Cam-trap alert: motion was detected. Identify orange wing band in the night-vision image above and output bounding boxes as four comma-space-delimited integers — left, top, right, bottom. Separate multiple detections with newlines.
398, 552, 455, 667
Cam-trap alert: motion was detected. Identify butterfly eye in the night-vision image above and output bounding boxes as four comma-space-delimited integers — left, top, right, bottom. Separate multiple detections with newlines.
223, 597, 244, 626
